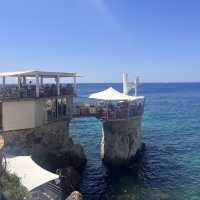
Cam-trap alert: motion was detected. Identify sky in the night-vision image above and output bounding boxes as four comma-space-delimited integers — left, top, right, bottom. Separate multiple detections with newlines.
0, 0, 200, 83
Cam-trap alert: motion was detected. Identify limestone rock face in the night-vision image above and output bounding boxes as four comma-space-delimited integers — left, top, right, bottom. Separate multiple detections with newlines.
3, 120, 86, 199
4, 120, 86, 170
101, 117, 142, 166
66, 191, 83, 200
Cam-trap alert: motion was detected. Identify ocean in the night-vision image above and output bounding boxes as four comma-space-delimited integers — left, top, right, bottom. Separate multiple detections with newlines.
69, 83, 200, 200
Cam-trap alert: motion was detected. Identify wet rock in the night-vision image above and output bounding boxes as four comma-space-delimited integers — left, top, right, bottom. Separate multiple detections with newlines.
66, 191, 83, 200
34, 142, 87, 170
5, 121, 87, 170
61, 167, 80, 194
32, 122, 86, 170
3, 121, 86, 199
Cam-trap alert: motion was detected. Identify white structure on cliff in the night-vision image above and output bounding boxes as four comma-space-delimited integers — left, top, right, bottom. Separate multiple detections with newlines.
0, 70, 86, 196
0, 70, 78, 131
89, 73, 145, 166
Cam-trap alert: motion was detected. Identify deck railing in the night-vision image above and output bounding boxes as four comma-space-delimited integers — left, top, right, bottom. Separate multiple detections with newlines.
74, 102, 144, 121
99, 106, 144, 120
0, 84, 74, 99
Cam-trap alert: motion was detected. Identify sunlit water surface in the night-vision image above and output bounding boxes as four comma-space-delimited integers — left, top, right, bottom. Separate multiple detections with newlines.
70, 83, 200, 200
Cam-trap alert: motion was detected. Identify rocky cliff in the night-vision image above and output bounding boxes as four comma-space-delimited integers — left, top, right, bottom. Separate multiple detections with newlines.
3, 120, 86, 198
66, 191, 83, 200
4, 120, 86, 169
101, 117, 143, 166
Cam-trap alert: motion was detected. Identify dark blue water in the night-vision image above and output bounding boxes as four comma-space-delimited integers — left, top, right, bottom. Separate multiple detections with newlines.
70, 83, 200, 200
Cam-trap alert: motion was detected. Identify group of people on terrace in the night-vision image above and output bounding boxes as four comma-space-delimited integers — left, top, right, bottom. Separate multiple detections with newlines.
99, 101, 144, 120
84, 85, 145, 120
46, 97, 73, 121
0, 70, 78, 99
0, 83, 74, 99
74, 100, 144, 121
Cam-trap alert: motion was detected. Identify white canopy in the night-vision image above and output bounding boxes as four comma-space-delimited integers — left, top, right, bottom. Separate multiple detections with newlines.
6, 156, 59, 191
89, 87, 144, 101
0, 70, 80, 78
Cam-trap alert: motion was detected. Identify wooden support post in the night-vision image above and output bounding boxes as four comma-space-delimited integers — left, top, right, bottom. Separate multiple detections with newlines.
40, 76, 43, 86
18, 76, 21, 88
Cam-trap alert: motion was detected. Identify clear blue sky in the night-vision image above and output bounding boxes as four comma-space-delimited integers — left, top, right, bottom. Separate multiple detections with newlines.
0, 0, 200, 83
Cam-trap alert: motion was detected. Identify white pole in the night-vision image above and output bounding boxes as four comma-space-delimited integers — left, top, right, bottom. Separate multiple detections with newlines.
18, 76, 22, 98
2, 76, 5, 89
18, 76, 21, 88
73, 76, 77, 95
40, 76, 43, 86
123, 73, 128, 95
135, 76, 139, 96
56, 75, 60, 96
36, 74, 40, 97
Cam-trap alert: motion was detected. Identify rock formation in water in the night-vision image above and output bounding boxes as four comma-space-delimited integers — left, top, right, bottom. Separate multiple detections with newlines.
60, 166, 81, 194
101, 117, 143, 166
4, 120, 86, 169
66, 191, 83, 200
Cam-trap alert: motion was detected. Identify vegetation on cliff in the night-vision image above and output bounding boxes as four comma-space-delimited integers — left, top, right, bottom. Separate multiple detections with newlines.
0, 171, 30, 200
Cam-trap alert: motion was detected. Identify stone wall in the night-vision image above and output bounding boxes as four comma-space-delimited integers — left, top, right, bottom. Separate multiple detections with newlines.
101, 116, 143, 166
3, 120, 86, 170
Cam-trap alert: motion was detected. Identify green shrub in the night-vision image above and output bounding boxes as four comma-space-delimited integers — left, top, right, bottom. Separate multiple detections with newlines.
0, 171, 31, 200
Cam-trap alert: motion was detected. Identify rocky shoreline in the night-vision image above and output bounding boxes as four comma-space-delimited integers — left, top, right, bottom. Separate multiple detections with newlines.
3, 120, 86, 199
2, 117, 146, 199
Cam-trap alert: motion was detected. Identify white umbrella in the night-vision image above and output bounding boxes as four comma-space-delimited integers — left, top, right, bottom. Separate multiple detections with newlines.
89, 87, 144, 101
6, 156, 59, 191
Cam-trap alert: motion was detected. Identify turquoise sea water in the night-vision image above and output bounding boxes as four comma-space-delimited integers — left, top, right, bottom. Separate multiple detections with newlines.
70, 83, 200, 200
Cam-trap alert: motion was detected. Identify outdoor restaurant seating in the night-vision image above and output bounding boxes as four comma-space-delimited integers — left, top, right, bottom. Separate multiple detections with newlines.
94, 101, 144, 120
0, 84, 74, 99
